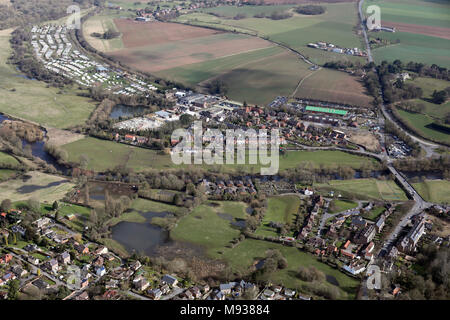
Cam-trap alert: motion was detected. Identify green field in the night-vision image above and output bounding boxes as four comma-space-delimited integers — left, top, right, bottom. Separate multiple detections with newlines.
171, 201, 248, 258
0, 171, 75, 203
0, 151, 20, 166
83, 11, 127, 52
412, 180, 450, 204
256, 195, 301, 237
364, 0, 450, 67
294, 67, 372, 106
183, 2, 364, 55
393, 76, 450, 144
0, 168, 17, 181
61, 137, 171, 172
0, 29, 97, 129
221, 238, 360, 299
396, 109, 449, 144
61, 137, 379, 173
108, 198, 185, 226
328, 199, 358, 213
315, 178, 408, 201
157, 46, 312, 105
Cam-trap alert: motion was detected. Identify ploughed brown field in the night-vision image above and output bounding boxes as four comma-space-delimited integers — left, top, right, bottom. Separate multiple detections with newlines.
108, 19, 274, 73
381, 20, 450, 40
114, 19, 223, 48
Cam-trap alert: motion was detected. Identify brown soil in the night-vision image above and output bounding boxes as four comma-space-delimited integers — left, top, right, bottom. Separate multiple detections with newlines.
381, 20, 450, 40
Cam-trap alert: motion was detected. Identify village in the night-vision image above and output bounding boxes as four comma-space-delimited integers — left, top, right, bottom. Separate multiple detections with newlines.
0, 204, 313, 300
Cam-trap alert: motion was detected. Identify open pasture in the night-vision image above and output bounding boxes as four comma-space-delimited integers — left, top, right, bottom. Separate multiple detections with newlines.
0, 171, 74, 203
364, 0, 450, 67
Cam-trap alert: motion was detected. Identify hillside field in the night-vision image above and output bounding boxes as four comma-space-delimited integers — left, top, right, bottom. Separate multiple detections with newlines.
364, 0, 450, 68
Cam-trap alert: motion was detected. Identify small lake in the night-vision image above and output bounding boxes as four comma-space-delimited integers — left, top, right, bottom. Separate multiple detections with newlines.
109, 105, 149, 120
111, 211, 171, 256
1, 113, 66, 172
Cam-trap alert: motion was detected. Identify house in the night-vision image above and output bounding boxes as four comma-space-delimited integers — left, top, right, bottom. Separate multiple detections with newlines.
74, 291, 89, 300
219, 283, 233, 295
130, 260, 142, 271
284, 288, 295, 298
34, 217, 51, 229
201, 284, 210, 294
74, 243, 89, 255
96, 266, 106, 277
134, 279, 149, 291
161, 274, 178, 287
183, 290, 194, 300
354, 225, 376, 244
24, 244, 38, 252
27, 256, 40, 265
397, 216, 426, 253
160, 284, 170, 295
148, 288, 162, 300
343, 263, 366, 275
0, 254, 12, 264
11, 265, 28, 278
263, 289, 275, 299
106, 279, 118, 289
59, 252, 71, 264
375, 214, 386, 233
46, 259, 59, 273
93, 256, 104, 267
190, 286, 202, 299
351, 216, 367, 229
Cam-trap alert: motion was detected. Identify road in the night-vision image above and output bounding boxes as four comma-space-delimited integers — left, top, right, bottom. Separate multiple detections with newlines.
358, 0, 373, 63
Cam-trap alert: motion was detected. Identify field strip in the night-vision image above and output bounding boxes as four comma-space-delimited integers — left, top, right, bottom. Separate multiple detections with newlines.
210, 45, 275, 61
197, 51, 291, 88
291, 70, 317, 97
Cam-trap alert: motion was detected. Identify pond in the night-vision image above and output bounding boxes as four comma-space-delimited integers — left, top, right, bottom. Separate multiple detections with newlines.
111, 211, 171, 256
326, 274, 340, 287
109, 105, 149, 120
0, 113, 67, 173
